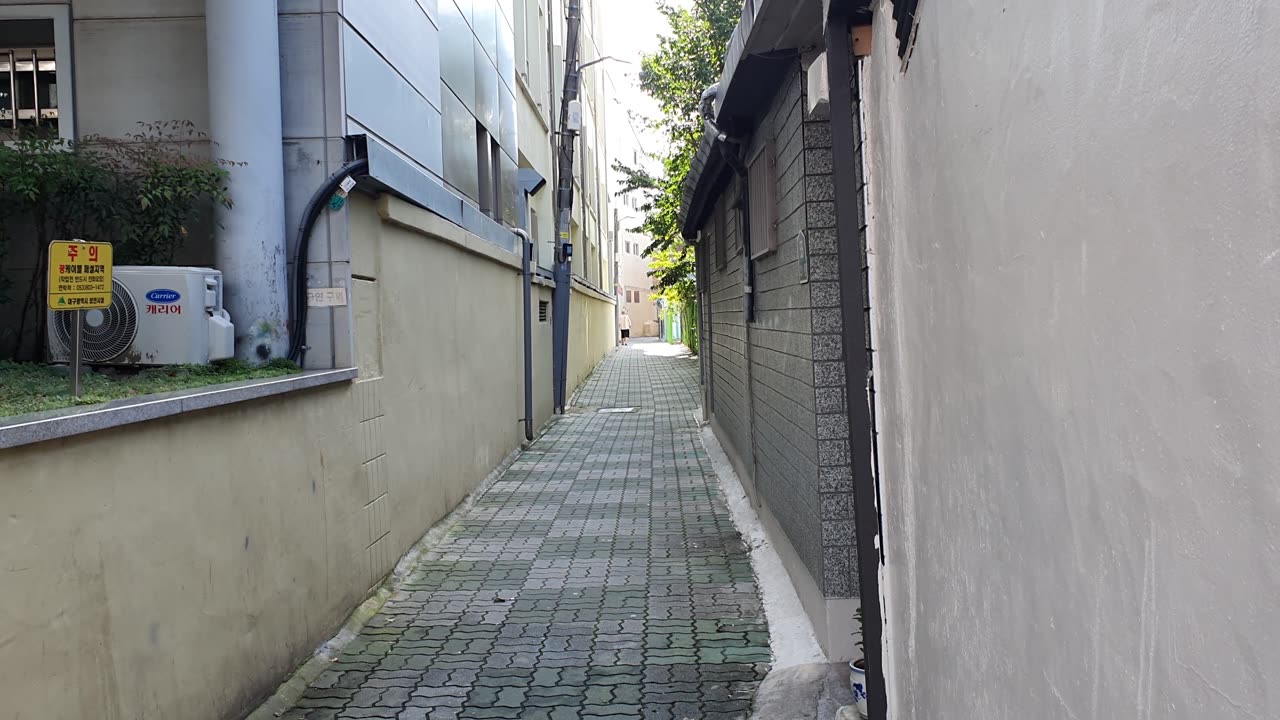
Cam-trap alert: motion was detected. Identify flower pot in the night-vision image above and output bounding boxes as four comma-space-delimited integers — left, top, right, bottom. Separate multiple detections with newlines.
849, 659, 869, 718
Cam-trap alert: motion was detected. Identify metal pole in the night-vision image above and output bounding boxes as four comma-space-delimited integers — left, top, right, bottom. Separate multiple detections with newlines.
826, 16, 887, 719
613, 210, 621, 347
30, 50, 39, 128
71, 309, 83, 398
551, 0, 583, 413
516, 228, 535, 442
8, 51, 18, 130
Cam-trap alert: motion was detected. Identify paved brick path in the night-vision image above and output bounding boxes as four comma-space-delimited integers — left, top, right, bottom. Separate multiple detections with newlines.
282, 340, 770, 720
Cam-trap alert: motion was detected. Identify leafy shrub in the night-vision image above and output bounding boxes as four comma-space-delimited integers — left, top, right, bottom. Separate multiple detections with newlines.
0, 121, 237, 360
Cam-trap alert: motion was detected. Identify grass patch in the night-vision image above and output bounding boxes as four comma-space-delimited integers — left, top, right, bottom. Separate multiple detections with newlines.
0, 358, 300, 418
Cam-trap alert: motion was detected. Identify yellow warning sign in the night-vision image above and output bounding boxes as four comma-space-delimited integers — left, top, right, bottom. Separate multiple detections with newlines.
48, 240, 113, 310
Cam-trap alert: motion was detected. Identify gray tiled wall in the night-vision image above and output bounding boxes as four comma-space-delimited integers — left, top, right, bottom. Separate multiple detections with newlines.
708, 189, 753, 475
702, 62, 858, 600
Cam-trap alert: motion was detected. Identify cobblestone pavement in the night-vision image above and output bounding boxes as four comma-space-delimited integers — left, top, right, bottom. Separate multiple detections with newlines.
282, 340, 771, 720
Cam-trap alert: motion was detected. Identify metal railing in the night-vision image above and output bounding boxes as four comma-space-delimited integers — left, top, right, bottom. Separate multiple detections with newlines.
0, 48, 58, 133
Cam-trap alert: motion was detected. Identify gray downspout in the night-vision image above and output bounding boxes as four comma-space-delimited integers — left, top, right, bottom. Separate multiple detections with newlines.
515, 169, 546, 442
515, 228, 535, 442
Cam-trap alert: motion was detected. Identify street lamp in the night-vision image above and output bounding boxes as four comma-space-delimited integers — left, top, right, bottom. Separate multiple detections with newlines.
579, 56, 629, 71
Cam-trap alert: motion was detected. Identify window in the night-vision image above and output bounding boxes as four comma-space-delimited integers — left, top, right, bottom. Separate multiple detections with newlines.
515, 0, 550, 110
476, 124, 502, 220
477, 122, 492, 213
536, 5, 548, 109
0, 7, 72, 142
515, 0, 528, 82
748, 141, 778, 259
490, 139, 502, 221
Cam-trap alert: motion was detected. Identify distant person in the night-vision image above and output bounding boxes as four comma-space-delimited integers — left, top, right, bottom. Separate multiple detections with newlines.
619, 309, 632, 346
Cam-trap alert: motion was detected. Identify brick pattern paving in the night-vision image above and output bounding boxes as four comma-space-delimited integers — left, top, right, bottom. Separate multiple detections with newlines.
283, 340, 770, 720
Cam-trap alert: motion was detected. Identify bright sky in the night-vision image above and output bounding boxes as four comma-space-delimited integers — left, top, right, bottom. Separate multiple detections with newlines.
600, 0, 669, 194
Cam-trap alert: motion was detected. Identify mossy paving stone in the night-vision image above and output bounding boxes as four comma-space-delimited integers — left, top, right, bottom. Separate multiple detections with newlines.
282, 344, 770, 718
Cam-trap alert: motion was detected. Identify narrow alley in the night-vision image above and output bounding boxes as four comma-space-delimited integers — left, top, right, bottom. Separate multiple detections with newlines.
280, 340, 771, 720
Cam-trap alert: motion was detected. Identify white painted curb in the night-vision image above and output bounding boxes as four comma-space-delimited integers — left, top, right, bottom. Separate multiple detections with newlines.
696, 412, 826, 669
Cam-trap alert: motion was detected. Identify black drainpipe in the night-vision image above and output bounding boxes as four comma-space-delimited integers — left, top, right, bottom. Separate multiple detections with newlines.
826, 15, 887, 720
515, 228, 535, 442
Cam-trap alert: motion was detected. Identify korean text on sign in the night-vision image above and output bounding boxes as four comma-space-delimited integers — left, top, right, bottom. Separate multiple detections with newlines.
48, 240, 114, 310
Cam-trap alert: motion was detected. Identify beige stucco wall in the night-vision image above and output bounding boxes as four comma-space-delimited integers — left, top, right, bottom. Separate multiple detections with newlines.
0, 193, 578, 720
567, 282, 616, 399
0, 384, 362, 720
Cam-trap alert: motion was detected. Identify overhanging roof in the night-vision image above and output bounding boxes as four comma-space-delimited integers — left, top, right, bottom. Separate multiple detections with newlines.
678, 0, 875, 238
677, 0, 825, 239
715, 0, 824, 137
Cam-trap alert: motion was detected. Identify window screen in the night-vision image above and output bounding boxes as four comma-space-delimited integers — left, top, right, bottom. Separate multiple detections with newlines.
0, 18, 58, 142
748, 142, 778, 259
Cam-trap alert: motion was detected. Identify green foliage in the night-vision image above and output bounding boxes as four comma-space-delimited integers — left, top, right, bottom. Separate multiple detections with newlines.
0, 121, 236, 360
0, 358, 299, 418
616, 0, 740, 311
681, 302, 700, 354
92, 121, 237, 266
647, 242, 697, 308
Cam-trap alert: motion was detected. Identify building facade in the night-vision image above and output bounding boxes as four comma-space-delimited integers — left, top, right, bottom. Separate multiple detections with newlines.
682, 0, 866, 664
616, 201, 660, 338
0, 2, 615, 719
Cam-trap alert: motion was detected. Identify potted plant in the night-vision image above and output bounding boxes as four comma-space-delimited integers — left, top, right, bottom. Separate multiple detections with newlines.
849, 607, 869, 718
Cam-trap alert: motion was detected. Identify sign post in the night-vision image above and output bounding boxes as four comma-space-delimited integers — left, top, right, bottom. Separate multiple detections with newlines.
48, 240, 113, 398
71, 307, 83, 397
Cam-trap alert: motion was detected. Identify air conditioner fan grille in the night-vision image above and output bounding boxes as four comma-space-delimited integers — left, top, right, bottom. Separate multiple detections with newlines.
52, 279, 139, 363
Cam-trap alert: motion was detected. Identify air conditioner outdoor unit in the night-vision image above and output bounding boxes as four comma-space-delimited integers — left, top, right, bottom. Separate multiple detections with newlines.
48, 266, 235, 366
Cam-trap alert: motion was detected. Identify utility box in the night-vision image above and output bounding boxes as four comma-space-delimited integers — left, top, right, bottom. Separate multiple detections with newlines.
806, 52, 830, 117
48, 267, 235, 366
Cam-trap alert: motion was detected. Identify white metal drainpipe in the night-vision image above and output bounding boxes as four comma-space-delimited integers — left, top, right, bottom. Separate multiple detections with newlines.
206, 0, 290, 362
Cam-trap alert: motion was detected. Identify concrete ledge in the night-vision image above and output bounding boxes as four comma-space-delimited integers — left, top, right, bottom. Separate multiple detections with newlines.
0, 368, 357, 451
361, 136, 519, 255
710, 415, 860, 661
571, 277, 617, 304
376, 195, 524, 272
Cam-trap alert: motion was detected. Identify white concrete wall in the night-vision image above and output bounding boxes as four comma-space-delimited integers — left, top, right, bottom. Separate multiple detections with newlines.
568, 280, 617, 397
863, 1, 1280, 717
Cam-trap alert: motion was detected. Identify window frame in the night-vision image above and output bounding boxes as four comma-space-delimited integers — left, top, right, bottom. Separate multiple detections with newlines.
0, 5, 74, 143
